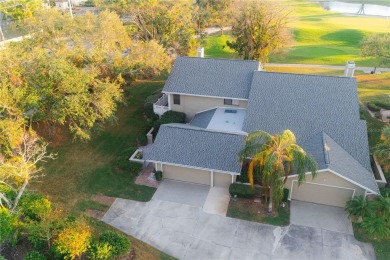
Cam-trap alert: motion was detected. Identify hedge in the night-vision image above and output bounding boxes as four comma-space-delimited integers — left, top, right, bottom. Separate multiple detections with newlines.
229, 183, 255, 199
367, 102, 381, 112
154, 170, 162, 181
375, 101, 390, 110
282, 188, 289, 202
99, 232, 130, 257
153, 111, 186, 133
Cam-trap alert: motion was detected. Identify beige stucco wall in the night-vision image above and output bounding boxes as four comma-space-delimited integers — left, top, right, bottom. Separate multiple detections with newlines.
214, 172, 234, 188
284, 171, 366, 207
160, 164, 210, 185
168, 94, 248, 121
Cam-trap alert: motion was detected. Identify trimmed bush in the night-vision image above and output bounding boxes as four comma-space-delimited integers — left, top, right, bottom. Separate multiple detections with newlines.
19, 193, 51, 222
229, 183, 255, 199
99, 232, 130, 257
367, 102, 381, 112
24, 251, 46, 260
153, 111, 186, 133
282, 188, 289, 202
116, 147, 142, 173
375, 101, 390, 110
88, 241, 113, 260
154, 170, 163, 181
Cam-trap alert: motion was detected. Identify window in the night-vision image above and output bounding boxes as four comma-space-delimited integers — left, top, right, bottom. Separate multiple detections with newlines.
224, 99, 239, 106
224, 99, 233, 105
173, 94, 180, 105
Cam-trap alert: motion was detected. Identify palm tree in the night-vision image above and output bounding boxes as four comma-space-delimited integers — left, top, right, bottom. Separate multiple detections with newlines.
374, 126, 390, 171
345, 195, 374, 222
239, 130, 317, 212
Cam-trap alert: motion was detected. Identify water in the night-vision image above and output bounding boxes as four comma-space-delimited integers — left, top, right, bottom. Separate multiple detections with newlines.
319, 1, 390, 17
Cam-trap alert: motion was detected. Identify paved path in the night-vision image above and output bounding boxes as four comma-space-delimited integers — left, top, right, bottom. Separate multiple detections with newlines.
103, 198, 375, 260
265, 63, 390, 73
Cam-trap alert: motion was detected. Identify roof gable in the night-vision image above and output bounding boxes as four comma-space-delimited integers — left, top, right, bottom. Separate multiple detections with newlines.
243, 71, 371, 171
162, 57, 260, 99
143, 124, 246, 173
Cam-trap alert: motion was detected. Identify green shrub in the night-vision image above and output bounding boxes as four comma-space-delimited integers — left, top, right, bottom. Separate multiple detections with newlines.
282, 188, 289, 202
346, 195, 373, 218
229, 183, 255, 199
154, 170, 163, 181
375, 101, 390, 110
19, 193, 51, 222
380, 187, 390, 198
99, 232, 130, 257
116, 147, 142, 173
367, 102, 381, 112
239, 164, 249, 183
88, 241, 113, 260
24, 251, 46, 260
153, 111, 186, 133
0, 207, 18, 246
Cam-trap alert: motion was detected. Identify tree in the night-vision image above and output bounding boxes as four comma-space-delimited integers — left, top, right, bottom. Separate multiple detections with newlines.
0, 9, 171, 140
227, 0, 292, 62
54, 221, 91, 259
123, 0, 196, 55
0, 131, 56, 212
0, 0, 43, 20
374, 126, 390, 171
239, 130, 317, 212
361, 33, 390, 71
194, 0, 233, 33
346, 195, 374, 221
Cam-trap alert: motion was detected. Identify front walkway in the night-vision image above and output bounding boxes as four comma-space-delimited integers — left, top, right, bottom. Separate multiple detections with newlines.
102, 198, 375, 260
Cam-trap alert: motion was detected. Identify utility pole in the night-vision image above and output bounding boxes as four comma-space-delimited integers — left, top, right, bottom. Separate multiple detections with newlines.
68, 0, 73, 19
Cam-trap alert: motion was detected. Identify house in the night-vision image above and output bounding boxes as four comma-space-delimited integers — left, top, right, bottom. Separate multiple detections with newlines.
55, 0, 70, 10
134, 57, 379, 208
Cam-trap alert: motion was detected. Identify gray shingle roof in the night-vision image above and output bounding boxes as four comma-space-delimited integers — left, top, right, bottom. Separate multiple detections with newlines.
301, 132, 378, 193
190, 109, 216, 128
244, 72, 371, 172
143, 124, 246, 173
162, 57, 260, 99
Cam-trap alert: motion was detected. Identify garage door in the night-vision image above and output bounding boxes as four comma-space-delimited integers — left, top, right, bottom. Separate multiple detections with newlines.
162, 165, 210, 185
291, 181, 355, 207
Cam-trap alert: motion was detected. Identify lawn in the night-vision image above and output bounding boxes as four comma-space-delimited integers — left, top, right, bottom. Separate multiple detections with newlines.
199, 0, 390, 66
30, 80, 174, 259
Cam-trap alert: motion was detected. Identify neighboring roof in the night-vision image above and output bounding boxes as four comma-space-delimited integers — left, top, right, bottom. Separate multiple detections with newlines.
190, 109, 216, 128
143, 124, 245, 174
190, 108, 246, 133
162, 57, 260, 99
301, 132, 378, 193
243, 71, 371, 172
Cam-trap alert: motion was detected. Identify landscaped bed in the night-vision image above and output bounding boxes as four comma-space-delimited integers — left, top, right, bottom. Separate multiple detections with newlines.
227, 185, 290, 226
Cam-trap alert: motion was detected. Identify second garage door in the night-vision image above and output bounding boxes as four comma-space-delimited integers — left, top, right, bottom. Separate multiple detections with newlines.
162, 164, 210, 185
291, 181, 355, 207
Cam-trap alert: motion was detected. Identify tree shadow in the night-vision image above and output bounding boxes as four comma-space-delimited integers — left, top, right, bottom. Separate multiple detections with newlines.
321, 29, 365, 47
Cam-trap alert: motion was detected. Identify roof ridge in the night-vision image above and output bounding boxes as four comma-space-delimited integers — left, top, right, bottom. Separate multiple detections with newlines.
163, 123, 247, 136
178, 56, 259, 63
256, 71, 356, 80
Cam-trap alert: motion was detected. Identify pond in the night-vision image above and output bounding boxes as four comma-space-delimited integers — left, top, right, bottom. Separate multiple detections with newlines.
318, 1, 390, 17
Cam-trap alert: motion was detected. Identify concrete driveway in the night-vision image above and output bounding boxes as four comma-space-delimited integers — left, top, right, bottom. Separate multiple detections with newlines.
102, 198, 375, 260
290, 200, 353, 234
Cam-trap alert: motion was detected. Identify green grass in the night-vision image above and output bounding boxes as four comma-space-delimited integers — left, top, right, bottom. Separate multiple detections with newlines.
30, 80, 174, 260
200, 0, 390, 66
353, 223, 390, 260
263, 207, 290, 226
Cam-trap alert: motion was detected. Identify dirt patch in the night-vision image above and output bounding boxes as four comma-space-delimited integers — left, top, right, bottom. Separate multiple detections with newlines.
33, 121, 70, 147
91, 194, 116, 206
86, 209, 106, 220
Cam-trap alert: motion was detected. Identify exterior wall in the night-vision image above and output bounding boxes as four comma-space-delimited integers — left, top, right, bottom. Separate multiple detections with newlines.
214, 172, 233, 188
284, 171, 366, 207
161, 164, 210, 185
168, 94, 248, 121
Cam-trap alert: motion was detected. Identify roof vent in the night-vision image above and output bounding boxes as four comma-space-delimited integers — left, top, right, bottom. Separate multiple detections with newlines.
344, 61, 355, 77
196, 47, 204, 58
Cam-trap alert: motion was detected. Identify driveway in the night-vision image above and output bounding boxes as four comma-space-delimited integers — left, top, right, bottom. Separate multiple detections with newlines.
102, 198, 375, 260
290, 200, 353, 234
